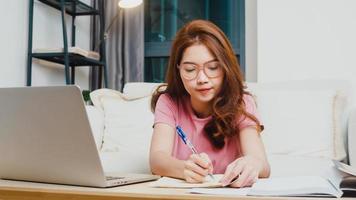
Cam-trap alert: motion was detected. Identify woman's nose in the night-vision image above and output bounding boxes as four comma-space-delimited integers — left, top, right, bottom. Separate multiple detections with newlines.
196, 69, 209, 84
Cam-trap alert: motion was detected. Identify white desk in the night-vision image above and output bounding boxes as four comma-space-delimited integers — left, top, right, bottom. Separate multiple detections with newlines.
0, 179, 353, 200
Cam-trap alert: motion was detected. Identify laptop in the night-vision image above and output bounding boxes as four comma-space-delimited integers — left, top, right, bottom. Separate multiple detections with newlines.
0, 85, 160, 187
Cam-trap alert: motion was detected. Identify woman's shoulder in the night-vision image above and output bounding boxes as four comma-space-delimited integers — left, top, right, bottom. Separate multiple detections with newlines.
156, 93, 190, 114
242, 93, 257, 106
156, 93, 179, 111
241, 93, 259, 115
157, 93, 174, 104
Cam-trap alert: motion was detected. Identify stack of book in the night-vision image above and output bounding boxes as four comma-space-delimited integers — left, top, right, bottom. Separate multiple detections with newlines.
33, 47, 100, 60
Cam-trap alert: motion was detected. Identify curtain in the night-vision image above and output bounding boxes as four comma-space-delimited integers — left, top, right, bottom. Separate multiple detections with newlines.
90, 0, 144, 91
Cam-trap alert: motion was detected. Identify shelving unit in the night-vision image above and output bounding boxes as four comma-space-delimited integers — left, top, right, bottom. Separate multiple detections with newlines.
27, 0, 108, 87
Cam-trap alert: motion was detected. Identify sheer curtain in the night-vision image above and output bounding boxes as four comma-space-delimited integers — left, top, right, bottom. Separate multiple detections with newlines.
90, 0, 144, 91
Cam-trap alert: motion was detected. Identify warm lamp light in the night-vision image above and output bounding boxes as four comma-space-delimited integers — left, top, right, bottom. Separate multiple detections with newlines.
118, 0, 143, 8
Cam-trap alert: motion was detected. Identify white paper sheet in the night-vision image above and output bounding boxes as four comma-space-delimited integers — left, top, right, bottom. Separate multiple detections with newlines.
190, 187, 251, 196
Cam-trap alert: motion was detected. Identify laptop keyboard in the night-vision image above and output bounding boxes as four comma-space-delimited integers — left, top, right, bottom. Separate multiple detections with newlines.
106, 176, 125, 181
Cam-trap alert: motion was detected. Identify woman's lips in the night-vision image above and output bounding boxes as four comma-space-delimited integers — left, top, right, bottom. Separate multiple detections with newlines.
196, 88, 212, 95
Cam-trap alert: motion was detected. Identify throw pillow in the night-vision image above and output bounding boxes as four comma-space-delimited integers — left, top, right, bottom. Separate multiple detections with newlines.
123, 82, 163, 99
90, 89, 154, 173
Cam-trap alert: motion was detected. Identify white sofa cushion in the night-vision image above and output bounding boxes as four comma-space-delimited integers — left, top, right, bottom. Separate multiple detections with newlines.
267, 154, 334, 177
246, 81, 350, 161
100, 151, 150, 173
123, 82, 162, 99
85, 106, 104, 150
267, 154, 346, 187
254, 89, 335, 158
90, 89, 154, 173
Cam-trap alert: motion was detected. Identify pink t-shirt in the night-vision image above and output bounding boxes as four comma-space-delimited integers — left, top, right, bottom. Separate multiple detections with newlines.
154, 93, 262, 174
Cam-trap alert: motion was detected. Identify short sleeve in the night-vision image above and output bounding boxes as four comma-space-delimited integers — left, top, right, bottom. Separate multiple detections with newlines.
153, 94, 177, 129
237, 94, 264, 131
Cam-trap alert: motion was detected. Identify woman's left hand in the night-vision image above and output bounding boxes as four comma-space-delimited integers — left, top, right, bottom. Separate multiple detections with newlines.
220, 155, 261, 188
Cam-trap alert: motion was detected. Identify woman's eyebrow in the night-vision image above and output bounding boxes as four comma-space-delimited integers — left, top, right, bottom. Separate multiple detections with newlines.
181, 59, 218, 65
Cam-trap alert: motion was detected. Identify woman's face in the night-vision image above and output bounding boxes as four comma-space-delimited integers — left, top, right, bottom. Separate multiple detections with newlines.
179, 44, 224, 106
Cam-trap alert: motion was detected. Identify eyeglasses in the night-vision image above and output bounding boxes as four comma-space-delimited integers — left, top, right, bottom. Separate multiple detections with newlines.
178, 61, 223, 80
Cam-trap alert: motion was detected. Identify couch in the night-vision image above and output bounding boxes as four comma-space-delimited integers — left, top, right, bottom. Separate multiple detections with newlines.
85, 80, 356, 181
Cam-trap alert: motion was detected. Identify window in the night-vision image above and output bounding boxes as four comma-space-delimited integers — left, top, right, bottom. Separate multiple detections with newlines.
144, 0, 245, 82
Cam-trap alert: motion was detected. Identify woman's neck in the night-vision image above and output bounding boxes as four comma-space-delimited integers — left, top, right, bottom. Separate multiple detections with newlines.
190, 98, 212, 118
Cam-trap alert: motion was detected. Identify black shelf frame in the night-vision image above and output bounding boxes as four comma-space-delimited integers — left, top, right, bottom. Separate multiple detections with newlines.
32, 53, 105, 66
38, 0, 100, 16
27, 0, 108, 87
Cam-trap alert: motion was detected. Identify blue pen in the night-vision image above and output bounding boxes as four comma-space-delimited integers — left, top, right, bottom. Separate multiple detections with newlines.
176, 126, 215, 180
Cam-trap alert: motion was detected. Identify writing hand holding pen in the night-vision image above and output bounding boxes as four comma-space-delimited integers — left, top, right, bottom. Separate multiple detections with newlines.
176, 126, 215, 183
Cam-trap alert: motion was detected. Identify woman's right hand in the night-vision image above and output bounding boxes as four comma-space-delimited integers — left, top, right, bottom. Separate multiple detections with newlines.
183, 153, 214, 183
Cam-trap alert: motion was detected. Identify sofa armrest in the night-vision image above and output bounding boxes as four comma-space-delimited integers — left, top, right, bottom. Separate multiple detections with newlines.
348, 108, 356, 167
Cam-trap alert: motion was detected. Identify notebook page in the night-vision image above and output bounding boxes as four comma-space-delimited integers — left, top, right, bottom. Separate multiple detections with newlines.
149, 174, 223, 188
334, 160, 356, 176
249, 176, 342, 197
190, 187, 251, 196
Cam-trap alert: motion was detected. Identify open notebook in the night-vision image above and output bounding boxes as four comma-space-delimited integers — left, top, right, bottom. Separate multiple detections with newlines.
151, 174, 351, 197
151, 161, 356, 197
190, 176, 343, 198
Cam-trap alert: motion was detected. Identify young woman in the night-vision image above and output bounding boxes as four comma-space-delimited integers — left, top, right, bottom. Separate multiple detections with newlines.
149, 20, 270, 188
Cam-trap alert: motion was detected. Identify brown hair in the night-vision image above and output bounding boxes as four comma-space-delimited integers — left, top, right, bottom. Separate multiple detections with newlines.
151, 20, 262, 149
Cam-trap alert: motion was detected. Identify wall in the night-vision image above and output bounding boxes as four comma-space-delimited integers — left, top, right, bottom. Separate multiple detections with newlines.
0, 0, 91, 89
256, 0, 356, 92
2, 0, 356, 91
245, 0, 257, 82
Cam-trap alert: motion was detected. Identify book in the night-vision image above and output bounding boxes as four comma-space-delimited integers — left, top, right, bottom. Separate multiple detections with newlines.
340, 176, 356, 192
33, 47, 100, 60
333, 160, 356, 176
333, 161, 356, 197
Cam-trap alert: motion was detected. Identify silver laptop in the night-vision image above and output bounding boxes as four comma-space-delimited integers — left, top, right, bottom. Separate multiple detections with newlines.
0, 86, 159, 187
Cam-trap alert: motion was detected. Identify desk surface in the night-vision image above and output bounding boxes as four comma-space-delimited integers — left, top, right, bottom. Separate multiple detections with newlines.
0, 179, 354, 200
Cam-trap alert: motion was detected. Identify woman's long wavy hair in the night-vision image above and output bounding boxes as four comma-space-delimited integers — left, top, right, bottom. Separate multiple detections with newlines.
151, 20, 262, 149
